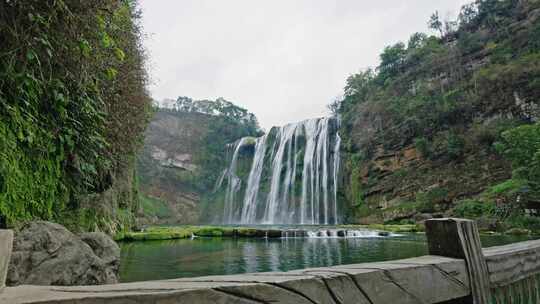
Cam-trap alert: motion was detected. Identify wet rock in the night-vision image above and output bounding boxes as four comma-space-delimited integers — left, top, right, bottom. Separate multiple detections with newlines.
266, 230, 282, 238
7, 221, 120, 286
476, 217, 501, 232
295, 230, 308, 238
505, 228, 531, 235
337, 230, 346, 237
413, 213, 433, 222
378, 231, 391, 237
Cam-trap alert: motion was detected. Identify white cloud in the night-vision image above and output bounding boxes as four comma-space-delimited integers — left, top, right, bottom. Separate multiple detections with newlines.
139, 0, 471, 129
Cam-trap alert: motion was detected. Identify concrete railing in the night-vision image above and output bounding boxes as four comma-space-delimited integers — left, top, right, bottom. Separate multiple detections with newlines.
1, 219, 540, 303
0, 230, 13, 294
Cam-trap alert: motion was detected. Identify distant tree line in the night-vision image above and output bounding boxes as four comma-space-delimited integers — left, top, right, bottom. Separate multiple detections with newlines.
157, 96, 261, 131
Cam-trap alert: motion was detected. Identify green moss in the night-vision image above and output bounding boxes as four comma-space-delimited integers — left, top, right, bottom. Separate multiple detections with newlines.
235, 228, 259, 237
505, 228, 531, 235
139, 194, 172, 219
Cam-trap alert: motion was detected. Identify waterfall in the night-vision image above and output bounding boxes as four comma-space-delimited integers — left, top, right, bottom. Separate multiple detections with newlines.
263, 124, 299, 224
240, 135, 268, 224
332, 120, 341, 224
223, 137, 248, 224
218, 117, 341, 225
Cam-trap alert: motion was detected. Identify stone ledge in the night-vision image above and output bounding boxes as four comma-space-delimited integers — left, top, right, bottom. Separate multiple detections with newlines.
1, 255, 469, 304
0, 230, 13, 293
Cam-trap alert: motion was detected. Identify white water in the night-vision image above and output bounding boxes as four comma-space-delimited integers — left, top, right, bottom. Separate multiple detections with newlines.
223, 137, 249, 224
302, 229, 391, 238
221, 117, 341, 225
240, 135, 268, 224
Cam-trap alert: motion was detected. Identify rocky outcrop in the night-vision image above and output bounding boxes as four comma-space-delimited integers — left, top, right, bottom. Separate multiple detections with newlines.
7, 222, 119, 286
137, 109, 260, 225
136, 111, 213, 224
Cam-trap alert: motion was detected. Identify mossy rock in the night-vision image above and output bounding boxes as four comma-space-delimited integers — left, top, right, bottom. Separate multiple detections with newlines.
196, 227, 225, 237
235, 228, 259, 237
505, 228, 531, 235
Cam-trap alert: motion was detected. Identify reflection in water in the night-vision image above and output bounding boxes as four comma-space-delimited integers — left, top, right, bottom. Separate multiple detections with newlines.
119, 233, 535, 283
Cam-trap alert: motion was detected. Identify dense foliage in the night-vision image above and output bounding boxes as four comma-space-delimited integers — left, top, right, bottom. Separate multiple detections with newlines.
171, 96, 259, 127
0, 0, 152, 230
336, 0, 540, 227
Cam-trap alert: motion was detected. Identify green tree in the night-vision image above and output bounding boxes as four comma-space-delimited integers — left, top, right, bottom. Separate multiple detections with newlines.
377, 43, 407, 83
429, 11, 444, 37
496, 123, 540, 195
407, 32, 428, 49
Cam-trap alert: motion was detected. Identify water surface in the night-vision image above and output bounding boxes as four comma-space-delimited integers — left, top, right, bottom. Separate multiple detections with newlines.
120, 233, 534, 282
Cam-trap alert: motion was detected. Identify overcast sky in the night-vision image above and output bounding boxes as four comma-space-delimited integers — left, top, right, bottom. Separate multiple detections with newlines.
138, 0, 470, 129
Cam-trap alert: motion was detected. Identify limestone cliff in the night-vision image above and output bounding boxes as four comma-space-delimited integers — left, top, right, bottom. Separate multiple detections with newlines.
137, 102, 260, 225
338, 0, 540, 224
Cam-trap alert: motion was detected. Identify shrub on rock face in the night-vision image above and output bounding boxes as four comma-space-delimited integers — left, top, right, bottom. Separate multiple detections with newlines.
7, 221, 119, 286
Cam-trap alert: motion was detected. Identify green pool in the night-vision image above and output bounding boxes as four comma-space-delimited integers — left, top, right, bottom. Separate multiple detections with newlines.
119, 231, 534, 282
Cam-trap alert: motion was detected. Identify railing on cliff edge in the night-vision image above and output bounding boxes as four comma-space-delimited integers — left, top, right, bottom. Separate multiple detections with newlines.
1, 219, 540, 303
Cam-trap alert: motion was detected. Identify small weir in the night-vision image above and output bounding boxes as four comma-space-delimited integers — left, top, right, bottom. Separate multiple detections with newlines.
190, 227, 395, 239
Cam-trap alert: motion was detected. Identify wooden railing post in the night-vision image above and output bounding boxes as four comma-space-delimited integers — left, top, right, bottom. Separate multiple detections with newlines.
425, 218, 491, 304
0, 230, 13, 293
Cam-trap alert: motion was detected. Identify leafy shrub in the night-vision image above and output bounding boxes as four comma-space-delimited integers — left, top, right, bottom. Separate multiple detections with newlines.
416, 187, 449, 213
496, 123, 540, 196
454, 200, 494, 218
446, 133, 465, 160
414, 137, 431, 158
457, 31, 485, 55
505, 215, 540, 232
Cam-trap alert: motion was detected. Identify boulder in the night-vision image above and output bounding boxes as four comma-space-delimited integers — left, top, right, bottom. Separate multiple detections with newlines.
80, 232, 120, 275
413, 213, 433, 222
505, 228, 531, 236
476, 217, 501, 232
7, 221, 120, 286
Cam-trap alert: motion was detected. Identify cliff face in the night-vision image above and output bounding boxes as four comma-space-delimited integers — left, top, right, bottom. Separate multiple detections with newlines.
137, 111, 209, 224
339, 0, 540, 224
137, 106, 260, 225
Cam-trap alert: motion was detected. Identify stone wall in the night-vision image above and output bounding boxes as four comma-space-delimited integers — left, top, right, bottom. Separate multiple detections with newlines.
0, 230, 13, 293
1, 255, 469, 303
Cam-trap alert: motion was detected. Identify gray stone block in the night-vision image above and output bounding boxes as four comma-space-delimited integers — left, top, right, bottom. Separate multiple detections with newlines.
0, 230, 13, 293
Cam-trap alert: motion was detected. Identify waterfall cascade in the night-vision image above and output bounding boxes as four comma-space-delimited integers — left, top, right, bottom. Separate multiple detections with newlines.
219, 117, 341, 225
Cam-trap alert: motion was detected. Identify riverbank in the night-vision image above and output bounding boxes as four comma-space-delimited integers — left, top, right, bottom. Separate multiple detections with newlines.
117, 222, 540, 242
116, 224, 424, 241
